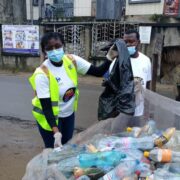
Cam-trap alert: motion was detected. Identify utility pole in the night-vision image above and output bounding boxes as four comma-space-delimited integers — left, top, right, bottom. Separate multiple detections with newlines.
30, 0, 33, 24
38, 0, 42, 20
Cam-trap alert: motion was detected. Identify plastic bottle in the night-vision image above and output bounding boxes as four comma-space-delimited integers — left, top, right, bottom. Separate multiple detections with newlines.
126, 127, 142, 138
97, 136, 154, 150
135, 162, 152, 178
100, 160, 139, 180
169, 163, 180, 174
154, 168, 180, 180
86, 144, 98, 153
74, 167, 104, 179
78, 151, 126, 168
76, 175, 90, 180
143, 120, 158, 135
127, 120, 157, 138
144, 149, 180, 163
154, 127, 176, 147
48, 143, 87, 164
57, 156, 80, 178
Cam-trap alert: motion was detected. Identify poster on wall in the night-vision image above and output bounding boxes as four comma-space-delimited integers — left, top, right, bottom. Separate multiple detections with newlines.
2, 25, 39, 56
139, 26, 152, 44
164, 0, 180, 16
129, 0, 161, 4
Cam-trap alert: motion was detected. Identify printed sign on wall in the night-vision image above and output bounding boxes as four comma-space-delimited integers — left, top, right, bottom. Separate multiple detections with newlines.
2, 25, 39, 56
164, 0, 180, 16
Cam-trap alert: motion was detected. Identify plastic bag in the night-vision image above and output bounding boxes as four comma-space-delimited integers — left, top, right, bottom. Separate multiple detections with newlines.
98, 39, 135, 120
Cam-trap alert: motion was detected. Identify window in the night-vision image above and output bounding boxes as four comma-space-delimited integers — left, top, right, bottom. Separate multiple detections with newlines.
33, 0, 44, 6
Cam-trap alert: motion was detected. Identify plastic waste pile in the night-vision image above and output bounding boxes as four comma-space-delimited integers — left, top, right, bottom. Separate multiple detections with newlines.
23, 120, 180, 180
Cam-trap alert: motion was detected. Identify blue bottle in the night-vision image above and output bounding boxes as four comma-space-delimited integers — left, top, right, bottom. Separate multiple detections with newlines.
78, 151, 126, 168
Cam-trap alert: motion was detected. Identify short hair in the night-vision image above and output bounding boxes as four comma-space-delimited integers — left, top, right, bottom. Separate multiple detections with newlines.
125, 30, 140, 40
41, 32, 65, 53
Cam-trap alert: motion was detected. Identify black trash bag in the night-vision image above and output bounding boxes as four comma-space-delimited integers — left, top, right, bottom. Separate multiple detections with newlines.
98, 39, 135, 120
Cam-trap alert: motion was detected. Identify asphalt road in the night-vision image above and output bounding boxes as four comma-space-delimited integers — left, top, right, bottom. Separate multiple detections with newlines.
0, 74, 103, 129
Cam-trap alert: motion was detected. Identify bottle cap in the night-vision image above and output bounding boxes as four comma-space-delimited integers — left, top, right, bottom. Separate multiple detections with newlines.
144, 151, 150, 158
127, 127, 132, 132
135, 170, 141, 176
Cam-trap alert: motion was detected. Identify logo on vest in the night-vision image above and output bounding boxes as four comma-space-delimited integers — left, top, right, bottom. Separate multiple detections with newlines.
63, 87, 76, 102
56, 77, 61, 83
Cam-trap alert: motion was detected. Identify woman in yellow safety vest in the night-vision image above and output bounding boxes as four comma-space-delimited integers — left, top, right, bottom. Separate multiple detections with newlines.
29, 32, 118, 148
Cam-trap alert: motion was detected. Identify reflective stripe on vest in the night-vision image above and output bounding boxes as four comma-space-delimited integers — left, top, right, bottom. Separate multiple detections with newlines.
29, 55, 78, 131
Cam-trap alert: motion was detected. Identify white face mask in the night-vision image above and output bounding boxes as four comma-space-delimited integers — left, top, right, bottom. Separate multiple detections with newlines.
127, 46, 136, 56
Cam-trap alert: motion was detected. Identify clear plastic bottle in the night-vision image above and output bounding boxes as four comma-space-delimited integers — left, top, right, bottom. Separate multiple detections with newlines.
100, 160, 139, 180
78, 151, 126, 168
74, 167, 104, 179
135, 162, 152, 178
57, 156, 80, 178
127, 120, 157, 138
142, 120, 157, 135
97, 136, 154, 150
76, 175, 90, 180
126, 127, 142, 138
154, 168, 180, 180
154, 128, 176, 147
48, 143, 87, 164
144, 149, 180, 163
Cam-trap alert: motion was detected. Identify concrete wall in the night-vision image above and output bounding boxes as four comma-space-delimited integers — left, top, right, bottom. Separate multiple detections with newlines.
0, 56, 41, 71
126, 1, 164, 15
0, 0, 26, 24
74, 0, 92, 17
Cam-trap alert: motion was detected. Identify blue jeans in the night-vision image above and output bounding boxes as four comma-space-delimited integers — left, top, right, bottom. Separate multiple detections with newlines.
37, 113, 75, 148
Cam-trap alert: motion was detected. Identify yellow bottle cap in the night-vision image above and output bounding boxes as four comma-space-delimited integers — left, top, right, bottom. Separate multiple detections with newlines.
144, 151, 150, 158
127, 127, 132, 132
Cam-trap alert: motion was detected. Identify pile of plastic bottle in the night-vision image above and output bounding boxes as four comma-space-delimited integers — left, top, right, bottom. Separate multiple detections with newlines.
48, 120, 180, 180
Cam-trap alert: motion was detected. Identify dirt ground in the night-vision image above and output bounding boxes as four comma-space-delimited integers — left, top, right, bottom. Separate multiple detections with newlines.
0, 117, 42, 180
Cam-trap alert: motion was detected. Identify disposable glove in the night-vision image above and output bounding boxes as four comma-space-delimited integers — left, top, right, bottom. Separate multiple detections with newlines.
54, 132, 63, 148
106, 45, 118, 61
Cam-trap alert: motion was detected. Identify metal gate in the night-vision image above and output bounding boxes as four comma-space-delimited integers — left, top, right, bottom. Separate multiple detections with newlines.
91, 22, 139, 57
56, 25, 86, 58
54, 22, 139, 58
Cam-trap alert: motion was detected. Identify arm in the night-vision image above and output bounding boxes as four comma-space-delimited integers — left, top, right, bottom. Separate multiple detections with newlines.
39, 98, 59, 134
86, 59, 111, 77
35, 73, 62, 147
73, 45, 118, 77
39, 98, 62, 148
146, 58, 152, 90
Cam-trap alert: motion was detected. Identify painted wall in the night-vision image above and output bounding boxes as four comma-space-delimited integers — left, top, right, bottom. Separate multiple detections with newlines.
74, 0, 92, 16
126, 1, 164, 15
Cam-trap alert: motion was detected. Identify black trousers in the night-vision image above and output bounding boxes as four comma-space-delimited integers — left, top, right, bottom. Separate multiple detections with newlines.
37, 113, 75, 148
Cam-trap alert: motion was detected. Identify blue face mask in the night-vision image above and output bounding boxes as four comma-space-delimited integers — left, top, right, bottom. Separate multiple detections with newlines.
127, 46, 136, 56
47, 48, 64, 63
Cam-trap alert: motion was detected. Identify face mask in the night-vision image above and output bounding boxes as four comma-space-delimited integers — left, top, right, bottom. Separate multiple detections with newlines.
127, 46, 136, 56
47, 48, 64, 63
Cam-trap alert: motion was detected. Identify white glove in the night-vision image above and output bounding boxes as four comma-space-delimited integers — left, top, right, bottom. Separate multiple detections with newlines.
54, 132, 62, 148
106, 45, 118, 61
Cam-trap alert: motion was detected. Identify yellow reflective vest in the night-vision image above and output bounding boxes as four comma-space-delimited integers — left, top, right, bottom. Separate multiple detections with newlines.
29, 55, 79, 131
